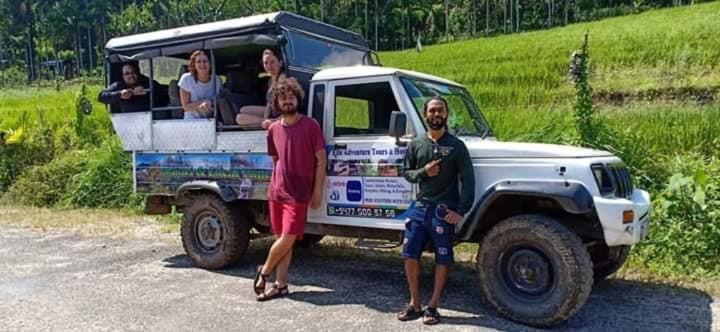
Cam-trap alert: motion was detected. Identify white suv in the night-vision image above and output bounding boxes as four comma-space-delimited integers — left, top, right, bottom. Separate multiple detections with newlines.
104, 12, 651, 327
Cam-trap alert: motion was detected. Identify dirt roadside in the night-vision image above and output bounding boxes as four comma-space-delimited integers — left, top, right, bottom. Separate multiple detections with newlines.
0, 206, 718, 331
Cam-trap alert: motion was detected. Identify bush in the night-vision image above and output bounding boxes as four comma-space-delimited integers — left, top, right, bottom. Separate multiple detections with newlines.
633, 154, 720, 277
1, 150, 88, 207
60, 139, 133, 209
0, 66, 28, 88
0, 118, 56, 193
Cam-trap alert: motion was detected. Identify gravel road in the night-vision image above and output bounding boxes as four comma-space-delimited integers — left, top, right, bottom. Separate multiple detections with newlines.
0, 226, 717, 331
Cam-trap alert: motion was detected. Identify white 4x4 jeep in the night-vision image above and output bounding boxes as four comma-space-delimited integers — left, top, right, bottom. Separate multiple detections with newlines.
104, 12, 650, 326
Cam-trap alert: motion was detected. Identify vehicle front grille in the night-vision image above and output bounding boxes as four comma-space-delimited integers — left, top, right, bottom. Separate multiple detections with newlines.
608, 164, 633, 199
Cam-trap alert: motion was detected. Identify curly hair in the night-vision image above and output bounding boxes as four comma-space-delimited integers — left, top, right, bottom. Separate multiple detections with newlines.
272, 76, 305, 111
188, 50, 212, 82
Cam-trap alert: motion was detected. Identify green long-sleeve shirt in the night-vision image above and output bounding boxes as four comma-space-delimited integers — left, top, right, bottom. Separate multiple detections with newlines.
403, 132, 476, 215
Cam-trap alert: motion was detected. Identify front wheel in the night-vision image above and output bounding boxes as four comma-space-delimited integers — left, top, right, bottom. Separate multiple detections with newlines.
181, 194, 249, 269
476, 214, 593, 326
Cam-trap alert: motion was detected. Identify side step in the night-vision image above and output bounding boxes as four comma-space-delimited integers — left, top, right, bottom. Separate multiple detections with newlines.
354, 238, 403, 249
250, 232, 273, 240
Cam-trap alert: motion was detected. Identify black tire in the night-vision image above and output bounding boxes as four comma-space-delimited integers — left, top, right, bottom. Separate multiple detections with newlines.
295, 234, 325, 248
476, 214, 593, 327
180, 194, 249, 269
592, 245, 631, 284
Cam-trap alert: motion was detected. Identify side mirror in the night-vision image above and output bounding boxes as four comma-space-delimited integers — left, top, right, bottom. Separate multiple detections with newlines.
389, 111, 407, 145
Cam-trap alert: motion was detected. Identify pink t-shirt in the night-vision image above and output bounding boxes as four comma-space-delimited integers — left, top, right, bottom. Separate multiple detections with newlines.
267, 115, 326, 203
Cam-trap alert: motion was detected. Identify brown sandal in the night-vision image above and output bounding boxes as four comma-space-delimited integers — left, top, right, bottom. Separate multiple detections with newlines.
397, 305, 423, 321
423, 307, 441, 325
256, 284, 289, 302
253, 265, 270, 295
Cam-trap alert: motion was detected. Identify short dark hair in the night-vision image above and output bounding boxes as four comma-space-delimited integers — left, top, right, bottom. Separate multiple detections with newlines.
423, 96, 449, 113
122, 62, 140, 74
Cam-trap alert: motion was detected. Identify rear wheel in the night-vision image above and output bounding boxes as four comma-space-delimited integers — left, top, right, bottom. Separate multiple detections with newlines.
477, 214, 593, 326
181, 194, 249, 269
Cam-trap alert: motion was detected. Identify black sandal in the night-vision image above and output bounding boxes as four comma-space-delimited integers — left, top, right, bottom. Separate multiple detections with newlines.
256, 284, 289, 302
397, 305, 423, 321
253, 265, 270, 295
423, 307, 441, 325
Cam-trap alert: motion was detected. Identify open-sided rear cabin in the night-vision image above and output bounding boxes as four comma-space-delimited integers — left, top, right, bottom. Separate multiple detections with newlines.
103, 11, 372, 153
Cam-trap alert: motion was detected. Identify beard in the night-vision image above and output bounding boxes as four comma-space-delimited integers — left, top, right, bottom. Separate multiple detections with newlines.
278, 101, 297, 115
426, 115, 447, 130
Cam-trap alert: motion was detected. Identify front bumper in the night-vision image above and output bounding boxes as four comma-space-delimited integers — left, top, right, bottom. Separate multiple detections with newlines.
593, 189, 651, 246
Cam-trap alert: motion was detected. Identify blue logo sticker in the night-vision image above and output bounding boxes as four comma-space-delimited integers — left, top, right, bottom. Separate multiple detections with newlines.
346, 181, 362, 202
330, 190, 340, 201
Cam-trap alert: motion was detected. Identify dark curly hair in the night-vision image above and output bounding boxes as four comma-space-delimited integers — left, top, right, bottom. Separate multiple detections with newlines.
272, 76, 304, 111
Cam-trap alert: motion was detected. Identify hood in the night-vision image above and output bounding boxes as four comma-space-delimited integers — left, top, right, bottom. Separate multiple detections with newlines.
460, 137, 614, 159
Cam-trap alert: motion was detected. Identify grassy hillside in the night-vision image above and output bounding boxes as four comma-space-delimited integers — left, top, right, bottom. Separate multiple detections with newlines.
382, 1, 720, 112
0, 84, 107, 131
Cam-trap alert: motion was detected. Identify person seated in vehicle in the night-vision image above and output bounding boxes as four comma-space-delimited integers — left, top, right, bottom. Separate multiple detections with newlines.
98, 62, 159, 113
179, 50, 223, 120
235, 49, 287, 129
215, 58, 264, 126
227, 57, 263, 95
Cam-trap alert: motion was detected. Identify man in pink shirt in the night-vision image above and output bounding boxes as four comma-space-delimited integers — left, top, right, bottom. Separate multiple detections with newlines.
254, 77, 327, 301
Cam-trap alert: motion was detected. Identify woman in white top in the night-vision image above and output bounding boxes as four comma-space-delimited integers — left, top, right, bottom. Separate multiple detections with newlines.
179, 50, 223, 120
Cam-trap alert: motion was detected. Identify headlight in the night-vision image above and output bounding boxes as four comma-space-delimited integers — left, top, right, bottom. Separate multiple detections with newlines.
591, 164, 614, 196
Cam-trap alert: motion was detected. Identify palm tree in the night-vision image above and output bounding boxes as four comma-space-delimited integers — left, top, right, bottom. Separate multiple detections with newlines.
444, 0, 449, 42
485, 0, 490, 35
9, 0, 37, 80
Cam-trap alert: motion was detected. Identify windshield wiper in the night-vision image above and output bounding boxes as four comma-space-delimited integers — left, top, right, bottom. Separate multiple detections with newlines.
481, 126, 492, 139
478, 121, 491, 139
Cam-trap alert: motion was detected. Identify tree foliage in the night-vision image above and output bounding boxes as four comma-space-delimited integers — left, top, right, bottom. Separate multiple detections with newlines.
0, 0, 710, 82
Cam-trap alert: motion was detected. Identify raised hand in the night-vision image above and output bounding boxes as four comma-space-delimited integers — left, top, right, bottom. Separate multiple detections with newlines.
424, 159, 441, 177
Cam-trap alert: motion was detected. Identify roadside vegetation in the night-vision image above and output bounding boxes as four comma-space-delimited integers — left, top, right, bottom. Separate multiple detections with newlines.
1, 3, 719, 281
384, 2, 720, 279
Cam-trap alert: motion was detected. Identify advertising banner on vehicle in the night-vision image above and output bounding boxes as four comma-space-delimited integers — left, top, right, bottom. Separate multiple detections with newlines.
326, 143, 414, 219
134, 153, 273, 200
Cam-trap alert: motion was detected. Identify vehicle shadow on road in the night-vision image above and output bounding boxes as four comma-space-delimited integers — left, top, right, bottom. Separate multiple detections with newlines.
163, 241, 714, 331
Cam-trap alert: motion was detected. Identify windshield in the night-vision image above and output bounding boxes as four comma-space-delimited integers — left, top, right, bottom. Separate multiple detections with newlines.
285, 30, 370, 70
400, 77, 491, 137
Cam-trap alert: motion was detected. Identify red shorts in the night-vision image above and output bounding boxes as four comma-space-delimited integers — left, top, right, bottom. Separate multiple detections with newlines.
269, 200, 308, 239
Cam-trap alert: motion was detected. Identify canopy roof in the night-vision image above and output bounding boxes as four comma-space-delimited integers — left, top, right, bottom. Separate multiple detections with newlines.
105, 12, 369, 54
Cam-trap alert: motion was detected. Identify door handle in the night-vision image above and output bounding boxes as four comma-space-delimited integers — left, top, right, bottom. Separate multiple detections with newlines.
333, 143, 347, 150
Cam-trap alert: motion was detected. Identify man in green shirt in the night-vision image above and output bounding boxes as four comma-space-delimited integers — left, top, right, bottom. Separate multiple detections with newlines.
397, 96, 475, 325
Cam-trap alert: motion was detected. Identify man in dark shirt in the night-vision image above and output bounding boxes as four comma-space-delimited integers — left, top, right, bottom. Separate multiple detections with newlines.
398, 96, 475, 325
98, 63, 156, 113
